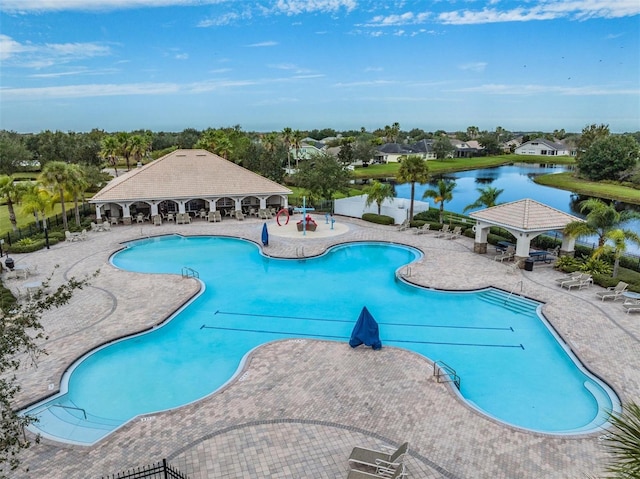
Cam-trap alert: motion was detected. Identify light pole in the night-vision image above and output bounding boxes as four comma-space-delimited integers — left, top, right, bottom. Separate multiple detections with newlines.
43, 218, 50, 249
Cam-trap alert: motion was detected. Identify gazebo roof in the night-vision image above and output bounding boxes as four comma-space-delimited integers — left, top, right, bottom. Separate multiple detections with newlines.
469, 198, 583, 232
90, 149, 291, 203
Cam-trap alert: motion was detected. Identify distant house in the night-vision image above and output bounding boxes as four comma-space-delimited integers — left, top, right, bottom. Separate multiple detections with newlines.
514, 138, 575, 157
503, 137, 523, 153
374, 141, 437, 163
450, 139, 482, 158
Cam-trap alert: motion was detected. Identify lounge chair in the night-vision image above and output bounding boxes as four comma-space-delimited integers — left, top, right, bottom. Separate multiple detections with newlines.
560, 274, 592, 290
494, 246, 515, 262
348, 442, 408, 471
347, 463, 406, 479
434, 224, 450, 238
554, 271, 582, 285
622, 299, 640, 314
447, 226, 462, 239
396, 220, 410, 231
596, 281, 628, 301
413, 223, 430, 235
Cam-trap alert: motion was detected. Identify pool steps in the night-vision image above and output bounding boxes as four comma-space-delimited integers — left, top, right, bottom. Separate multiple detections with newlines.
477, 289, 539, 315
28, 396, 122, 445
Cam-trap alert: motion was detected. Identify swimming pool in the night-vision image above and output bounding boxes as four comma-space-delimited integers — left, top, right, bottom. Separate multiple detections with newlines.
24, 236, 619, 444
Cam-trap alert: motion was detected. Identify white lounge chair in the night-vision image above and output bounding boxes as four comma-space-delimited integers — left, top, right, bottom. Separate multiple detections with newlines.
414, 223, 430, 235
396, 220, 410, 231
494, 246, 515, 262
447, 226, 462, 239
596, 281, 628, 301
434, 224, 450, 238
560, 274, 592, 290
622, 299, 640, 314
347, 463, 406, 479
349, 442, 408, 471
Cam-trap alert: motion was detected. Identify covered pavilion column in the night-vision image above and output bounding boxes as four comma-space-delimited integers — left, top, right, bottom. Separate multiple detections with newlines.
513, 231, 532, 264
150, 202, 159, 217
234, 198, 242, 212
207, 199, 216, 211
473, 222, 490, 254
560, 236, 577, 257
259, 197, 267, 209
95, 204, 103, 221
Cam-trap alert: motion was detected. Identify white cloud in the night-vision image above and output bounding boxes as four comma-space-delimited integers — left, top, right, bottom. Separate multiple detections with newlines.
246, 41, 278, 47
364, 11, 431, 27
175, 53, 189, 60
452, 83, 640, 96
0, 82, 180, 99
333, 80, 397, 88
1, 0, 229, 13
28, 68, 119, 78
459, 62, 488, 72
271, 0, 356, 16
0, 34, 111, 67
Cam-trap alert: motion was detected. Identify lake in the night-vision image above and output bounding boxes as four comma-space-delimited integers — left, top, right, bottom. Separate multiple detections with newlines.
392, 163, 640, 255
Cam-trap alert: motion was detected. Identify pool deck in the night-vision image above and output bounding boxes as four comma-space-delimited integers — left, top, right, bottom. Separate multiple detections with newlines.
5, 214, 639, 478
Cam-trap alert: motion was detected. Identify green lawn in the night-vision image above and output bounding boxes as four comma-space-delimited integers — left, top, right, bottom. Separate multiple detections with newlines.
353, 155, 575, 179
534, 172, 640, 205
0, 203, 65, 235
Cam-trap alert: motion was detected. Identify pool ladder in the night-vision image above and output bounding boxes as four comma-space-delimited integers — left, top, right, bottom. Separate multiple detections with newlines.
505, 280, 523, 305
181, 267, 199, 279
48, 403, 87, 419
433, 360, 461, 390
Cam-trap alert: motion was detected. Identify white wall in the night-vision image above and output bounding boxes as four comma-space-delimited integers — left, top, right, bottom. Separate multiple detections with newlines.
334, 195, 429, 225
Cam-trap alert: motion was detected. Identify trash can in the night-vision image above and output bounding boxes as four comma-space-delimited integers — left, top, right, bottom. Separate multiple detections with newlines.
5, 257, 15, 270
524, 258, 534, 271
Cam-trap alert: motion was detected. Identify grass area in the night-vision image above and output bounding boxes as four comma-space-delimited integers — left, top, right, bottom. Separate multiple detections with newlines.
534, 172, 640, 205
353, 155, 576, 179
0, 203, 65, 235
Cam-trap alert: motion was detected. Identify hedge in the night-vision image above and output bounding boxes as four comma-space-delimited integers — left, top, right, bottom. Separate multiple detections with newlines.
362, 213, 395, 225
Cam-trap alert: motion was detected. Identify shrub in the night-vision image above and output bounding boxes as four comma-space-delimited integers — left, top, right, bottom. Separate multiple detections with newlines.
579, 257, 612, 276
555, 255, 579, 272
413, 209, 440, 222
362, 213, 395, 225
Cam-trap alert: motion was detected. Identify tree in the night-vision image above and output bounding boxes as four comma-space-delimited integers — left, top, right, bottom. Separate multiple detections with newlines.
600, 402, 640, 478
397, 155, 429, 221
423, 179, 456, 223
0, 133, 32, 176
129, 134, 150, 167
463, 186, 504, 212
337, 137, 355, 166
20, 182, 52, 230
40, 161, 72, 231
577, 123, 610, 153
466, 126, 479, 139
66, 164, 88, 227
353, 138, 376, 166
100, 135, 120, 177
0, 176, 24, 232
364, 180, 394, 215
115, 132, 134, 171
282, 127, 293, 170
0, 274, 91, 477
565, 198, 640, 277
433, 136, 454, 159
477, 132, 501, 155
577, 135, 639, 181
294, 152, 351, 202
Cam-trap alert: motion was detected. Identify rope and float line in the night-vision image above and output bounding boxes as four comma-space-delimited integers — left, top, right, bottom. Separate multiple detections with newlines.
213, 310, 514, 332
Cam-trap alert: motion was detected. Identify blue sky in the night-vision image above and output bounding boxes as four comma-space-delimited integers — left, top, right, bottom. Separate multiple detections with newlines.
1, 0, 639, 134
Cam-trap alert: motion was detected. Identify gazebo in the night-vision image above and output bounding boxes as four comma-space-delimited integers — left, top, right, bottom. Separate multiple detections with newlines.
469, 199, 585, 262
90, 149, 292, 224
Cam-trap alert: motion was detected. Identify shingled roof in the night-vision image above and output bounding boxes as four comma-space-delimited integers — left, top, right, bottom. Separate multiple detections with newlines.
469, 198, 583, 232
91, 149, 291, 203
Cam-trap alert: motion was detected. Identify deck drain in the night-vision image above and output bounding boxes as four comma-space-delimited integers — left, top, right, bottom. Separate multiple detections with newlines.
48, 383, 55, 390
239, 372, 250, 382
140, 416, 156, 422
291, 339, 307, 344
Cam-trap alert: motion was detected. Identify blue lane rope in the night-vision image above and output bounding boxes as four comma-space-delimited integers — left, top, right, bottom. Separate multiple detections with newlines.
214, 310, 513, 332
200, 325, 524, 349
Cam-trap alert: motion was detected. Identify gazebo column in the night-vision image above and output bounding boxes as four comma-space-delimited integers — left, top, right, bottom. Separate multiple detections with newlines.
234, 199, 242, 212
122, 204, 132, 225
207, 200, 216, 212
473, 223, 489, 254
514, 233, 532, 265
150, 203, 159, 217
560, 236, 577, 257
259, 197, 267, 209
95, 205, 103, 221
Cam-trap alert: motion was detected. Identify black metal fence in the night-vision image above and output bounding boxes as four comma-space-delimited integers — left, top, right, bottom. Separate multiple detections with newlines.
101, 459, 188, 479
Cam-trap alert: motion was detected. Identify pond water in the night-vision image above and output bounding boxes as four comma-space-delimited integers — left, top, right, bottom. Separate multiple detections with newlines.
392, 163, 640, 254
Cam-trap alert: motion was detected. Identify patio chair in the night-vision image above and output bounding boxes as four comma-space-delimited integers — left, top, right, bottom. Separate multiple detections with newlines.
347, 463, 406, 479
348, 442, 408, 471
560, 274, 592, 290
413, 223, 430, 235
101, 221, 111, 232
167, 213, 175, 222
554, 271, 582, 285
447, 226, 462, 239
153, 215, 162, 226
235, 210, 245, 221
396, 220, 410, 232
596, 281, 628, 301
90, 221, 99, 232
79, 229, 88, 240
622, 299, 640, 314
208, 211, 216, 222
433, 224, 450, 238
494, 246, 515, 262
214, 211, 222, 222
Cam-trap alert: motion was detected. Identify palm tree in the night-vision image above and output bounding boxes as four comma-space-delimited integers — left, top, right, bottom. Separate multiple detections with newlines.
66, 164, 88, 227
115, 132, 133, 171
40, 161, 72, 231
129, 134, 148, 167
423, 179, 456, 224
20, 182, 52, 229
0, 175, 24, 232
282, 127, 293, 170
601, 402, 640, 478
397, 155, 429, 221
364, 180, 394, 215
100, 135, 120, 177
564, 198, 639, 249
463, 186, 504, 212
592, 228, 640, 278
292, 129, 304, 167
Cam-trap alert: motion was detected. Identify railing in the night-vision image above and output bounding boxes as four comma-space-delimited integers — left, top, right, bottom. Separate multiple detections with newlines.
49, 403, 87, 420
433, 360, 461, 390
505, 280, 523, 304
101, 459, 188, 479
181, 267, 199, 279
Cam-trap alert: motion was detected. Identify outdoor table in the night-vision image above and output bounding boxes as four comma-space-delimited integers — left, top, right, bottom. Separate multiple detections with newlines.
622, 291, 640, 300
496, 241, 515, 252
529, 250, 551, 263
13, 264, 31, 278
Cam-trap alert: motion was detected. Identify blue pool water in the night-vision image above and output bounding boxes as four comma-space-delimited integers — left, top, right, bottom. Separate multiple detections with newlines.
25, 236, 619, 444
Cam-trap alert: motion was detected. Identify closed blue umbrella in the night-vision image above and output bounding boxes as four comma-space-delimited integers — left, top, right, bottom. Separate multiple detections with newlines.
349, 306, 382, 350
261, 222, 269, 246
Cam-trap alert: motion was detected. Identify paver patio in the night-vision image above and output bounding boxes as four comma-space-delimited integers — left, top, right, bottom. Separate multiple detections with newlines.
4, 214, 639, 478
